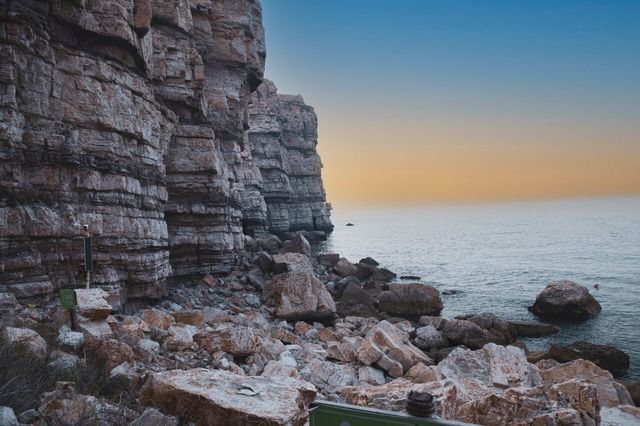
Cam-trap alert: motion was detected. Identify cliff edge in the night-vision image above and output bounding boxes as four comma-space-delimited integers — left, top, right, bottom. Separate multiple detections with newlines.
0, 0, 332, 303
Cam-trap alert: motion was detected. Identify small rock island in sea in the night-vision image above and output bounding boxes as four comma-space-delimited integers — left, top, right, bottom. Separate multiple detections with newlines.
0, 1, 638, 426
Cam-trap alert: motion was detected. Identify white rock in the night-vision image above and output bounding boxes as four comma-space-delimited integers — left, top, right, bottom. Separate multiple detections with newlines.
3, 327, 47, 360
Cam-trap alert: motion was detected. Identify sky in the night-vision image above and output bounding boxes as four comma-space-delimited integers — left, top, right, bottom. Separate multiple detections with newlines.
261, 0, 640, 205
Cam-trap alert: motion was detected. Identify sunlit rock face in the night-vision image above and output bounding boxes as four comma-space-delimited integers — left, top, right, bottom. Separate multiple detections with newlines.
249, 79, 333, 235
0, 0, 268, 298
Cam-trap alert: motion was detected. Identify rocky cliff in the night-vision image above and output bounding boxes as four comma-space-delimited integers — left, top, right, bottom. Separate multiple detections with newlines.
0, 0, 331, 302
249, 79, 332, 235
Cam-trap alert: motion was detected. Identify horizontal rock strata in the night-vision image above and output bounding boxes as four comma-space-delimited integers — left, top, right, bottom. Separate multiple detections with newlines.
0, 0, 331, 300
248, 79, 333, 235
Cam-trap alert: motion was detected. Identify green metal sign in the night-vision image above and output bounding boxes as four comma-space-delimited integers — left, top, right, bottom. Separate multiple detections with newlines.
59, 288, 77, 310
84, 237, 93, 272
309, 401, 473, 426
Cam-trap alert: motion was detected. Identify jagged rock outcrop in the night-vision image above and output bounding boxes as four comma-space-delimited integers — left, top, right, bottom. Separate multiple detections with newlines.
0, 0, 330, 301
248, 79, 333, 235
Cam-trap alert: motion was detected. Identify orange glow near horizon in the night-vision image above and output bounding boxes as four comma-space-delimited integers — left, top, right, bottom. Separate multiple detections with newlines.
317, 112, 640, 204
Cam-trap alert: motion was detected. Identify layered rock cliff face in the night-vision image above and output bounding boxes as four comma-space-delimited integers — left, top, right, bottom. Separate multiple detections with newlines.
0, 0, 331, 301
249, 80, 332, 235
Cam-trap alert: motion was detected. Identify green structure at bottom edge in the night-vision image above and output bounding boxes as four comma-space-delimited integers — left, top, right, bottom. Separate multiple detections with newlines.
309, 400, 474, 426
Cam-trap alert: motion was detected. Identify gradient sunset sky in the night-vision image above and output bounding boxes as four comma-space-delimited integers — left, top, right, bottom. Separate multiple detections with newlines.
262, 0, 640, 204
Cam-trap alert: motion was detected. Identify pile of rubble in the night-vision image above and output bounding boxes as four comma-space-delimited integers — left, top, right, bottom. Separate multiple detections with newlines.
1, 233, 638, 425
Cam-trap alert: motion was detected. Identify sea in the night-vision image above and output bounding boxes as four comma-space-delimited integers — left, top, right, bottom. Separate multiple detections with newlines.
317, 195, 640, 379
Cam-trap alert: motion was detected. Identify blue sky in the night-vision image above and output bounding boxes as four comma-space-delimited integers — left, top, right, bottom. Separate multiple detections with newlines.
261, 0, 640, 203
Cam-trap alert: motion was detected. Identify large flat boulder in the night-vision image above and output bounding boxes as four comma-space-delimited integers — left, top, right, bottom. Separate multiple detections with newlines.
378, 283, 443, 317
529, 280, 601, 320
74, 288, 113, 321
357, 320, 431, 377
264, 272, 336, 321
139, 369, 316, 426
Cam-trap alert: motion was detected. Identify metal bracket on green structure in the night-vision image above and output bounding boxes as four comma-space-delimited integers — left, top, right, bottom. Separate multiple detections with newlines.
309, 400, 475, 426
59, 288, 77, 310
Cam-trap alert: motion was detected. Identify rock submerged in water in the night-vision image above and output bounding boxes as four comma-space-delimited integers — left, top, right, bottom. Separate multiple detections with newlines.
529, 280, 601, 320
378, 283, 443, 317
548, 341, 630, 377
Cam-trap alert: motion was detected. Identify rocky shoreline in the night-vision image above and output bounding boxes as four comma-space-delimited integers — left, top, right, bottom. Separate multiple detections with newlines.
1, 233, 638, 425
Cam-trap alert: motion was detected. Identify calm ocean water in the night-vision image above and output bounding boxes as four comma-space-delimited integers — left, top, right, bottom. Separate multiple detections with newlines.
318, 195, 640, 379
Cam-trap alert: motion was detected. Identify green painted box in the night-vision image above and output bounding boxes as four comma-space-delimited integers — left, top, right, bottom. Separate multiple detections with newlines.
309, 401, 473, 426
59, 288, 77, 310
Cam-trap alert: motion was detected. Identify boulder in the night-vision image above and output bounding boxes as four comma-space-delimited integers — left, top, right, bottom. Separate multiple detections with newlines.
0, 406, 17, 426
529, 280, 601, 320
357, 320, 432, 377
48, 350, 80, 370
317, 253, 340, 267
172, 310, 204, 327
439, 344, 541, 390
340, 379, 459, 418
257, 235, 283, 254
194, 325, 258, 357
442, 319, 490, 349
404, 363, 442, 383
3, 327, 47, 360
413, 325, 445, 350
372, 268, 396, 282
601, 405, 640, 426
456, 380, 599, 425
137, 338, 160, 354
326, 336, 364, 363
457, 313, 516, 345
281, 234, 311, 256
264, 272, 336, 321
77, 320, 113, 338
539, 359, 633, 407
359, 257, 380, 267
143, 308, 175, 330
74, 288, 113, 321
272, 253, 314, 274
378, 283, 443, 317
38, 382, 137, 424
357, 366, 386, 386
548, 341, 630, 377
85, 337, 134, 371
139, 368, 316, 426
335, 282, 379, 318
163, 325, 198, 352
419, 316, 447, 330
262, 360, 299, 379
507, 320, 560, 337
620, 380, 640, 406
254, 252, 275, 273
131, 408, 179, 426
333, 258, 358, 277
300, 360, 356, 394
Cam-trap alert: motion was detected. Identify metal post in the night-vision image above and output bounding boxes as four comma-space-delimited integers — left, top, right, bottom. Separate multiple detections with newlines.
83, 224, 93, 289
